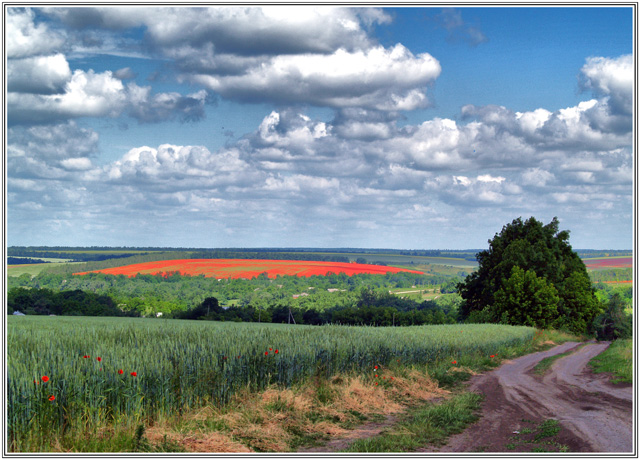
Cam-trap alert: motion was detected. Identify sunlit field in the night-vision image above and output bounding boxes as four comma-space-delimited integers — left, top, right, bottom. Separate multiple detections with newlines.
7, 316, 535, 450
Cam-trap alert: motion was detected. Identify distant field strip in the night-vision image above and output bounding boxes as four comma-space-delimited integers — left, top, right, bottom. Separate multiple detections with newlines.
285, 252, 478, 267
7, 316, 535, 449
583, 257, 633, 269
8, 262, 84, 278
73, 259, 425, 279
30, 249, 164, 255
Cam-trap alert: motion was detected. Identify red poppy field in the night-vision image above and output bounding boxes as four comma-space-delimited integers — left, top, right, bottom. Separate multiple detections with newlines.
73, 259, 424, 279
583, 257, 632, 270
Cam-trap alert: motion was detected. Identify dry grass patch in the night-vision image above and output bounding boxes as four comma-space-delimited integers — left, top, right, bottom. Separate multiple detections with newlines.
388, 369, 449, 404
233, 422, 292, 452
146, 424, 251, 453
136, 369, 446, 453
449, 366, 478, 376
261, 387, 314, 414
338, 376, 403, 415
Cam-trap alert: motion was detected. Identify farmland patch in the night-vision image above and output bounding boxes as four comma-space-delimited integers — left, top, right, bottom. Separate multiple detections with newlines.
73, 259, 425, 279
583, 257, 632, 270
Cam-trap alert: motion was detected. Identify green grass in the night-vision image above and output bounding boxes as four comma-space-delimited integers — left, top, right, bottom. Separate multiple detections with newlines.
505, 418, 569, 452
532, 344, 585, 376
341, 392, 483, 452
589, 339, 632, 383
7, 317, 535, 451
7, 262, 84, 278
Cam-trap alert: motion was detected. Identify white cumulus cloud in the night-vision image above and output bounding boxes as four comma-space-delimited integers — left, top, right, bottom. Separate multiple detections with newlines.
192, 44, 440, 110
7, 8, 65, 58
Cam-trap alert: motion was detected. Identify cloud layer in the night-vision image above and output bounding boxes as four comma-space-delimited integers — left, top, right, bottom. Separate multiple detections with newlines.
6, 7, 634, 248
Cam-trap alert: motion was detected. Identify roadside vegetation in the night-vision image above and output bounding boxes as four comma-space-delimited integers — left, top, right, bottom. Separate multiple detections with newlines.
589, 339, 633, 384
341, 392, 483, 452
504, 418, 569, 453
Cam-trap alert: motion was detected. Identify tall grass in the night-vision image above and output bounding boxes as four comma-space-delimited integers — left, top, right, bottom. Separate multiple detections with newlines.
342, 392, 483, 452
7, 316, 535, 450
589, 339, 633, 383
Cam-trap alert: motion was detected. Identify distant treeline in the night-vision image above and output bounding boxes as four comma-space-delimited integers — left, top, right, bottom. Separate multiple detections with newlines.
589, 268, 633, 283
8, 286, 455, 326
7, 257, 49, 265
9, 246, 171, 252
9, 246, 482, 260
170, 289, 457, 326
8, 288, 139, 317
8, 248, 151, 263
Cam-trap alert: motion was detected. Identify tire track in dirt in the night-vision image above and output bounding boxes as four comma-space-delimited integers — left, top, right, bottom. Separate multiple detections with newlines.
420, 341, 633, 453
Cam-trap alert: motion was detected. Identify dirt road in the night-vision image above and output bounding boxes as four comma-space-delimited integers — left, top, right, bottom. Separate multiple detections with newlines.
422, 342, 634, 453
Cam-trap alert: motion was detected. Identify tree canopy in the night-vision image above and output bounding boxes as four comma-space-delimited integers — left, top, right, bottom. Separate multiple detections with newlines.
458, 217, 602, 333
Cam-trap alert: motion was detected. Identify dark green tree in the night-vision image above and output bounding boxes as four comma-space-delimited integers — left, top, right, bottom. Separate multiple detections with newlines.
492, 266, 559, 328
593, 293, 632, 340
458, 216, 602, 334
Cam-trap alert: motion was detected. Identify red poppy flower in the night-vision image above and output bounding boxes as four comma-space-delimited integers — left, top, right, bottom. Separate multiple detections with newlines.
374, 365, 378, 369
48, 395, 55, 402
375, 374, 378, 377
33, 380, 39, 385
275, 349, 279, 354
41, 376, 49, 383
390, 377, 394, 380
96, 357, 102, 362
452, 361, 457, 364
83, 355, 89, 359
223, 356, 227, 360
237, 356, 241, 359
383, 376, 386, 379
374, 382, 378, 386
269, 348, 272, 351
118, 369, 124, 374
265, 351, 269, 356
130, 372, 137, 377
490, 355, 495, 358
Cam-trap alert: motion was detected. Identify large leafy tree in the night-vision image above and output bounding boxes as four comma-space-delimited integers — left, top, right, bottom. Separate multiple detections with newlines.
458, 217, 602, 334
492, 266, 559, 328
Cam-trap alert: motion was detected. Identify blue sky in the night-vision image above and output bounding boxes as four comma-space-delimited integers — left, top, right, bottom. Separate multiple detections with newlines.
6, 5, 634, 249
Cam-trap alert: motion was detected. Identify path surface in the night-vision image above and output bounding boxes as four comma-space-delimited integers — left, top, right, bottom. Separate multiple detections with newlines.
421, 341, 633, 453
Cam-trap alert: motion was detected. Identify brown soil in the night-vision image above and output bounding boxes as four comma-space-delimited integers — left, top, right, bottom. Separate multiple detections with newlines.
419, 341, 633, 454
